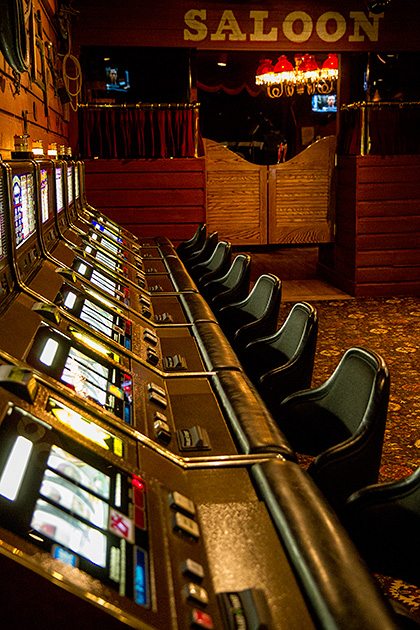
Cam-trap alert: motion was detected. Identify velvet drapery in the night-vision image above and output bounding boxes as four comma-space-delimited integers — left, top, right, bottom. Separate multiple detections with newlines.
78, 106, 204, 159
339, 104, 420, 155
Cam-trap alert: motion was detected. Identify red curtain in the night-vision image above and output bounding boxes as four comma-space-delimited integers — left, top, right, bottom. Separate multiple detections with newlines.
339, 106, 420, 155
78, 107, 204, 159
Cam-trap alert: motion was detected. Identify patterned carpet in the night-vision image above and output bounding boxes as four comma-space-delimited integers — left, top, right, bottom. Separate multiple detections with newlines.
278, 295, 420, 617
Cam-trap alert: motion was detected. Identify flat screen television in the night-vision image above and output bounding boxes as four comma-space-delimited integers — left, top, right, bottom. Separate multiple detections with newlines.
106, 67, 130, 93
311, 94, 337, 113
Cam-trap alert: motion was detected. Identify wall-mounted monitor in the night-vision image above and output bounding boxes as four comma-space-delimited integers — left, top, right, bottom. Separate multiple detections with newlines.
106, 66, 130, 92
311, 94, 337, 113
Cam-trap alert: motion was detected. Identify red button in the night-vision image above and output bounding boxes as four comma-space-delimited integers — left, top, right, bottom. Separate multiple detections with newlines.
134, 506, 146, 530
133, 486, 144, 508
191, 609, 213, 629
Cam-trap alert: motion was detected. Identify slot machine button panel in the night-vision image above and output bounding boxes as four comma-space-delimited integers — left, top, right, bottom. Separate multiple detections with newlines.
154, 414, 171, 443
168, 491, 196, 518
177, 427, 211, 451
143, 329, 158, 345
154, 312, 174, 323
172, 513, 200, 540
163, 354, 188, 371
146, 347, 159, 366
184, 583, 209, 606
181, 559, 205, 582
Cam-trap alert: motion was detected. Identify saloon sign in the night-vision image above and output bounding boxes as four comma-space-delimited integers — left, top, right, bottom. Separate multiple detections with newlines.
184, 8, 385, 50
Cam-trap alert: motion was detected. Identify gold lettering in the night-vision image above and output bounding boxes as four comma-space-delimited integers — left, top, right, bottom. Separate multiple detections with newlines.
316, 12, 347, 42
250, 10, 278, 42
282, 11, 313, 43
211, 10, 246, 41
184, 9, 207, 42
349, 11, 383, 42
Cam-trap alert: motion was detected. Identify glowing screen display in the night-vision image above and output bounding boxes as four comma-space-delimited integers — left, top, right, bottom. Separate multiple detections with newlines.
75, 166, 80, 200
31, 499, 107, 566
40, 169, 51, 223
47, 445, 110, 500
67, 165, 73, 205
55, 166, 64, 213
61, 347, 109, 406
80, 299, 114, 337
13, 173, 36, 247
0, 176, 5, 261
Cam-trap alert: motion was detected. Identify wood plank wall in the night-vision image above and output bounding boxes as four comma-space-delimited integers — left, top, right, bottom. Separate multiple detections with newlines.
318, 154, 420, 296
83, 158, 206, 246
0, 0, 70, 158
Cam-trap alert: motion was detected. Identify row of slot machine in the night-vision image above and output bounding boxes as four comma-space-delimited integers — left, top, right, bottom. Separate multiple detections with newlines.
0, 153, 401, 629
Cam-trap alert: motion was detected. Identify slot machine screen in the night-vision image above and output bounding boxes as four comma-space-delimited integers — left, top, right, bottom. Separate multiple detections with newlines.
75, 260, 126, 302
85, 244, 119, 272
67, 164, 74, 206
40, 165, 55, 224
92, 220, 123, 244
75, 163, 80, 201
26, 327, 132, 424
55, 165, 64, 213
12, 171, 36, 247
0, 405, 149, 606
0, 172, 6, 261
64, 292, 114, 338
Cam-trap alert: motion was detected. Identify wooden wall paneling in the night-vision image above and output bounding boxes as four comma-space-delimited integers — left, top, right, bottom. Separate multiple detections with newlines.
268, 135, 336, 244
84, 158, 206, 245
0, 0, 70, 157
319, 154, 420, 296
205, 139, 267, 246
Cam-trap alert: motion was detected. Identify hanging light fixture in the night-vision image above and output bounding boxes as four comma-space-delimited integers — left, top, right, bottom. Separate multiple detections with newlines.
256, 53, 338, 98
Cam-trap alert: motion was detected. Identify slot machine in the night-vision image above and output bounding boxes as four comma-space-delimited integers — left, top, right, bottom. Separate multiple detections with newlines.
24, 156, 214, 325
0, 159, 291, 460
0, 368, 401, 630
51, 156, 196, 295
3, 157, 223, 372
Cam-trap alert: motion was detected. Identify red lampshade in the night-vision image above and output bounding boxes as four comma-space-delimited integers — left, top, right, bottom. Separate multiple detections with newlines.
273, 55, 294, 73
322, 53, 338, 70
303, 54, 321, 71
256, 58, 274, 75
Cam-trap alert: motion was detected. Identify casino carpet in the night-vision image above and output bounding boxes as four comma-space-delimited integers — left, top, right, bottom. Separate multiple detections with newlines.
277, 295, 420, 618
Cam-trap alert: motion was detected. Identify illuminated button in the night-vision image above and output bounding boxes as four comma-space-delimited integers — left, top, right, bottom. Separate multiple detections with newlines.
185, 583, 209, 606
168, 491, 196, 517
191, 609, 213, 629
173, 513, 200, 539
181, 559, 205, 581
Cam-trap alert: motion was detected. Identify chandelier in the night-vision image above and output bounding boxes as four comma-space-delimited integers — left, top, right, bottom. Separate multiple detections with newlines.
256, 53, 338, 98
